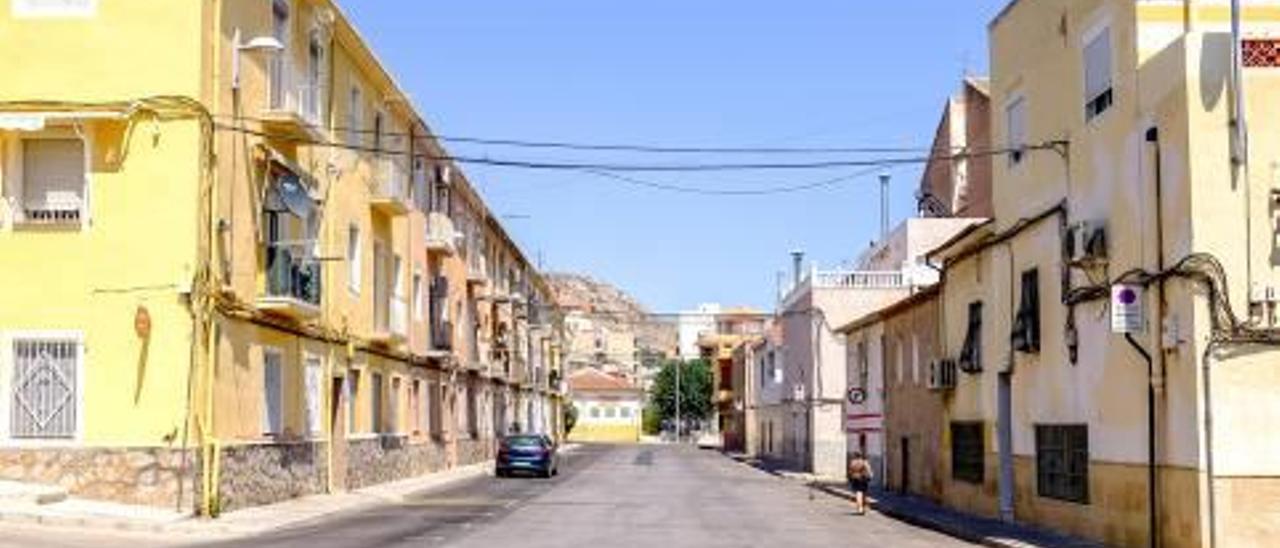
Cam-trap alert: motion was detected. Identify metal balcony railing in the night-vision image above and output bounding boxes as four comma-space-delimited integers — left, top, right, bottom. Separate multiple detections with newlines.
371, 156, 411, 214
264, 244, 321, 306
266, 60, 323, 128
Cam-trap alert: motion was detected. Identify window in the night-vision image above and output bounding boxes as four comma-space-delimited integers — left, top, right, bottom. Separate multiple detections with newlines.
951, 422, 984, 484
371, 372, 384, 434
347, 225, 361, 293
605, 406, 617, 419
10, 337, 80, 439
1012, 269, 1041, 353
12, 0, 96, 17
268, 0, 289, 110
19, 138, 86, 225
1084, 27, 1113, 121
304, 355, 323, 437
958, 301, 983, 373
373, 110, 384, 151
348, 369, 360, 434
413, 271, 424, 320
895, 339, 905, 385
1005, 97, 1027, 166
263, 349, 284, 436
388, 377, 400, 434
428, 381, 443, 437
347, 85, 363, 147
911, 335, 921, 385
620, 407, 632, 419
589, 406, 601, 419
1036, 424, 1090, 503
466, 383, 479, 438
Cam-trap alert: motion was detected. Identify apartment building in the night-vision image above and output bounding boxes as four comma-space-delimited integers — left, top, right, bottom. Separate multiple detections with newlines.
695, 307, 765, 450
922, 1, 1280, 545
0, 0, 561, 514
748, 325, 786, 460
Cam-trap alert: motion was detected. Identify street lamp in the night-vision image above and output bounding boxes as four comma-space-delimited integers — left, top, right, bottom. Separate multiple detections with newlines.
231, 28, 285, 91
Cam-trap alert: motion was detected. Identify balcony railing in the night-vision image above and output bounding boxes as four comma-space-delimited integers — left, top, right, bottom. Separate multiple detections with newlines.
390, 295, 407, 338
811, 269, 904, 289
425, 212, 457, 255
257, 244, 321, 318
263, 60, 324, 136
431, 320, 453, 351
370, 156, 411, 215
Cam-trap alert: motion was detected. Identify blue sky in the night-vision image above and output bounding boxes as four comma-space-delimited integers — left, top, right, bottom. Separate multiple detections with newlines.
344, 1, 1011, 313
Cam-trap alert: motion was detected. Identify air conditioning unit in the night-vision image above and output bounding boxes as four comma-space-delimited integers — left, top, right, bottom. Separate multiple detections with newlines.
1065, 221, 1108, 265
927, 359, 957, 391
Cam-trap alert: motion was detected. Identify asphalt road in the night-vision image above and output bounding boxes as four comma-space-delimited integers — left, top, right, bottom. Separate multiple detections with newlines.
1, 445, 971, 548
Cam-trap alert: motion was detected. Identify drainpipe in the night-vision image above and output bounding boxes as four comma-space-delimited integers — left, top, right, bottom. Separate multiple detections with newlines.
1145, 127, 1165, 548
997, 244, 1015, 523
1230, 0, 1254, 300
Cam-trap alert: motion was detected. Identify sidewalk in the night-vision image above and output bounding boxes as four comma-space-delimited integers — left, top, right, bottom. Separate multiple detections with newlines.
0, 446, 568, 541
726, 453, 1101, 548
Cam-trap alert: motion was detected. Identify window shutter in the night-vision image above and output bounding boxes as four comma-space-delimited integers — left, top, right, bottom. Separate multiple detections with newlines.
22, 139, 85, 220
1013, 269, 1041, 353
1084, 31, 1112, 102
959, 301, 983, 373
305, 359, 323, 436
263, 353, 283, 435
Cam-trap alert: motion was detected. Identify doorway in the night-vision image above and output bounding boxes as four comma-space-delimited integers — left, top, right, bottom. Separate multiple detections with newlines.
900, 437, 910, 494
329, 376, 347, 492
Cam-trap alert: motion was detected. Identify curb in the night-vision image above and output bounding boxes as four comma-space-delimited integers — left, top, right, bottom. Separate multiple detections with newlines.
810, 484, 1001, 547
0, 458, 507, 540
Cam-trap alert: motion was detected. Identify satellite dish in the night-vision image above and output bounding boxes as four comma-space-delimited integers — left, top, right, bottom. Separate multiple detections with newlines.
274, 173, 314, 219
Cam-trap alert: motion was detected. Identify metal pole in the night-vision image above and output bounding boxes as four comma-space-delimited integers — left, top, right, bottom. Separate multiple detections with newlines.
675, 360, 681, 443
879, 172, 890, 240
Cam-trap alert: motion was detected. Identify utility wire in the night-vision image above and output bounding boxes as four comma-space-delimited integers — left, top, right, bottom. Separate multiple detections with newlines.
214, 122, 1062, 174
214, 114, 950, 155
579, 165, 897, 196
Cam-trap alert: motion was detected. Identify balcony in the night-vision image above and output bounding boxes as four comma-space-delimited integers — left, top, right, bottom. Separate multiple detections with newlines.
262, 60, 325, 141
371, 295, 408, 345
425, 212, 457, 255
429, 320, 453, 353
256, 245, 321, 319
370, 157, 411, 216
467, 256, 489, 285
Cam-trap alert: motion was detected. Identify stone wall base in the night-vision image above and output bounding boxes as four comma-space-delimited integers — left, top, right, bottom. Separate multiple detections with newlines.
197, 441, 327, 513
0, 446, 193, 509
345, 435, 448, 490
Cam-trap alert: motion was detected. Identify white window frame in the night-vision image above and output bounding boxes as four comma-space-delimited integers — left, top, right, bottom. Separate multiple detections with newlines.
1005, 94, 1028, 167
1082, 18, 1114, 123
262, 347, 285, 437
12, 0, 97, 18
0, 330, 85, 446
347, 224, 361, 294
4, 127, 93, 231
303, 353, 324, 438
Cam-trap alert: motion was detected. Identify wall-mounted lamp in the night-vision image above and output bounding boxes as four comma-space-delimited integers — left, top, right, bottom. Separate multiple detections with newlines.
231, 28, 285, 91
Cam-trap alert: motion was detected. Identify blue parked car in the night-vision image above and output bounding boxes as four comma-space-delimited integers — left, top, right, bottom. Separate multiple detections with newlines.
496, 434, 559, 478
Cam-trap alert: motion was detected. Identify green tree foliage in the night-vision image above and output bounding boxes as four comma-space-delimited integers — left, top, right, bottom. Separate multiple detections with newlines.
648, 359, 713, 425
641, 405, 663, 435
563, 402, 578, 435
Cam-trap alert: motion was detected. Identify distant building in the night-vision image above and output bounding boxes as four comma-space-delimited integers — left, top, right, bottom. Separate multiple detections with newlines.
566, 368, 642, 443
676, 303, 720, 359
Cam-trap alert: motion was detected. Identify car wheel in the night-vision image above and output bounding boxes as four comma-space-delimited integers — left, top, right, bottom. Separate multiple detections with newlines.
496, 469, 506, 478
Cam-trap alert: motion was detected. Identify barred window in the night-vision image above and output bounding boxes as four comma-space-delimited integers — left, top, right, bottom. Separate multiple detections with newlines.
11, 338, 79, 439
1036, 424, 1090, 504
951, 422, 984, 484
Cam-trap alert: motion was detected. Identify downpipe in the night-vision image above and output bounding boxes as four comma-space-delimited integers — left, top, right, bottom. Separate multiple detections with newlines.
1125, 332, 1158, 548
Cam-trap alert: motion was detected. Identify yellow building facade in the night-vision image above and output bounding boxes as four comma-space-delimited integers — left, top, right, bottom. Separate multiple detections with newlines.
927, 1, 1280, 546
0, 0, 563, 514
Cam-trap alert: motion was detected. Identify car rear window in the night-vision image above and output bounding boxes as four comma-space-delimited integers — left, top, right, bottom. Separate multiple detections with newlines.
504, 436, 543, 448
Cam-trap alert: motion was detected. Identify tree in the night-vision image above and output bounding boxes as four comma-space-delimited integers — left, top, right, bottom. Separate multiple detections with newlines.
563, 402, 578, 435
648, 359, 713, 429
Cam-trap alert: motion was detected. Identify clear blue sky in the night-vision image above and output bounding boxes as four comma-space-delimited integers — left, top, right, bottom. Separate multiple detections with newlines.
344, 1, 1010, 313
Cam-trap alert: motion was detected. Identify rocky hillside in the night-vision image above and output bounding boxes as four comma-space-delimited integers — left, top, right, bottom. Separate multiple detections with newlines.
545, 272, 677, 358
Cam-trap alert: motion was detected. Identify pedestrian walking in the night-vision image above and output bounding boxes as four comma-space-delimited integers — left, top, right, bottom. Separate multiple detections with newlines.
847, 452, 873, 515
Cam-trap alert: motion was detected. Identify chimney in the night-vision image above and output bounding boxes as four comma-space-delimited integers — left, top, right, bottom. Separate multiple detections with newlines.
790, 250, 804, 287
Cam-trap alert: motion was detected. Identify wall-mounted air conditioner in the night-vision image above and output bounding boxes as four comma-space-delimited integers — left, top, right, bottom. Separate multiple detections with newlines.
1065, 221, 1108, 265
927, 359, 957, 391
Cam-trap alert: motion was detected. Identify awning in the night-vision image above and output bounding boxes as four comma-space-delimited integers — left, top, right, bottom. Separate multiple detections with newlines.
0, 111, 124, 131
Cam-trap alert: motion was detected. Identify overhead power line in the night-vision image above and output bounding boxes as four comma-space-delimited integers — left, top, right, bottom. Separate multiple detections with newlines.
214, 122, 1064, 174
214, 114, 946, 155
